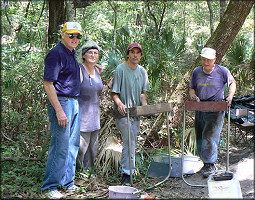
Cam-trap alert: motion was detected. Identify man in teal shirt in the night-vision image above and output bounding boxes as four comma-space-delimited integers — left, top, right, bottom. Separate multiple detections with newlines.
110, 43, 150, 185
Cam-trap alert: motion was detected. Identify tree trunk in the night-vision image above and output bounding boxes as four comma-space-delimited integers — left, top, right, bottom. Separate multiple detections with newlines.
206, 1, 254, 63
47, 0, 66, 47
47, 0, 95, 49
143, 0, 254, 147
66, 0, 74, 21
73, 0, 95, 8
108, 0, 118, 50
183, 2, 186, 36
220, 0, 227, 21
136, 9, 142, 27
207, 0, 214, 35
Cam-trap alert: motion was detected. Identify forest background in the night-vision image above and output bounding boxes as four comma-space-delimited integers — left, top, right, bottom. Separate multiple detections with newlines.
1, 0, 254, 199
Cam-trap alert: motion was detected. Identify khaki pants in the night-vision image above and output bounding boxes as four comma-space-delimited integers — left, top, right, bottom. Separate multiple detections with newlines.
76, 130, 99, 171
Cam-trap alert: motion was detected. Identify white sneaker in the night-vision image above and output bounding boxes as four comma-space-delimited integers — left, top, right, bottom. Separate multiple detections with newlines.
65, 185, 80, 194
45, 190, 64, 199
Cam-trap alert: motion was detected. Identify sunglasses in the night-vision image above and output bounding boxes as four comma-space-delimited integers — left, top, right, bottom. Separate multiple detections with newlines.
68, 34, 82, 39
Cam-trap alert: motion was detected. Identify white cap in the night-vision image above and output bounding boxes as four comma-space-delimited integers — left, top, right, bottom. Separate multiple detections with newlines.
200, 47, 216, 59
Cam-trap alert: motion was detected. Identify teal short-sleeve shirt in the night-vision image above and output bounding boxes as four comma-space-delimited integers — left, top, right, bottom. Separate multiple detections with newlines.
112, 63, 150, 108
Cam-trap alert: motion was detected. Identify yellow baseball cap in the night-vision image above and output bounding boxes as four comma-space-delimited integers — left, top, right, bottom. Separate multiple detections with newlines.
62, 22, 82, 35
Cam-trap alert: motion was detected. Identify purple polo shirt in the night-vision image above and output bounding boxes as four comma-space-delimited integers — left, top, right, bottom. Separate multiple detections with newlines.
189, 64, 234, 101
44, 42, 80, 97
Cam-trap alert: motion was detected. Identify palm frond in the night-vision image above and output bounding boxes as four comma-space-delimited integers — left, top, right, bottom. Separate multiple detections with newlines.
96, 134, 122, 174
184, 127, 197, 155
226, 35, 249, 65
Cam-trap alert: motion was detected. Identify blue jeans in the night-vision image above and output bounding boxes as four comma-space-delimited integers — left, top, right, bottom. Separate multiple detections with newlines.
116, 117, 140, 175
42, 97, 80, 192
195, 111, 225, 164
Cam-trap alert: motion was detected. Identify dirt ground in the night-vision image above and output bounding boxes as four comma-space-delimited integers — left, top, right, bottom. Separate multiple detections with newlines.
62, 121, 254, 199
62, 145, 254, 199
66, 145, 254, 198
137, 146, 254, 199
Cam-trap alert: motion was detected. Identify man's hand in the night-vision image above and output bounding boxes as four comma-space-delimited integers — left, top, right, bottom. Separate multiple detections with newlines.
44, 81, 68, 128
190, 94, 200, 102
118, 103, 127, 116
225, 96, 233, 106
189, 88, 200, 102
141, 92, 148, 106
56, 109, 68, 128
111, 92, 127, 116
226, 80, 236, 106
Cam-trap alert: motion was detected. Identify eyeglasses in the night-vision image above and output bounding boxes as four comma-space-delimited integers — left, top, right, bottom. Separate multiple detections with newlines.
68, 34, 82, 39
87, 51, 99, 56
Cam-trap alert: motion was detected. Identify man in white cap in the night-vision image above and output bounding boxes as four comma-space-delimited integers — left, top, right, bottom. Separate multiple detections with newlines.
42, 22, 82, 198
110, 42, 150, 185
189, 47, 236, 178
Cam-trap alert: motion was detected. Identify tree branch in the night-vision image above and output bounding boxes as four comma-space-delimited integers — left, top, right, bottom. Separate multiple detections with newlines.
206, 0, 214, 35
15, 1, 31, 32
108, 0, 117, 48
1, 131, 15, 142
146, 1, 158, 31
4, 1, 13, 28
73, 0, 95, 8
35, 0, 46, 26
158, 2, 166, 33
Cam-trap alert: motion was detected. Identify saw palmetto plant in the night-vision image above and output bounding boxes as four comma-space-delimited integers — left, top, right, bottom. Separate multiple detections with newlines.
95, 135, 122, 175
184, 127, 197, 156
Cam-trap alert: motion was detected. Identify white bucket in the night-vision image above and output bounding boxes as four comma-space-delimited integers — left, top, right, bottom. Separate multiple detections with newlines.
108, 186, 138, 199
163, 156, 202, 177
208, 174, 242, 199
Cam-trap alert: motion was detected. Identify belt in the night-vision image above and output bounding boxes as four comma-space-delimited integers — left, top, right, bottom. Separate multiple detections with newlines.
200, 99, 225, 102
57, 95, 78, 99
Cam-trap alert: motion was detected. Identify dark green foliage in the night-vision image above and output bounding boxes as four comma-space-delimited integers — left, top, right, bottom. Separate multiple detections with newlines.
226, 35, 251, 65
1, 45, 49, 159
1, 160, 45, 199
192, 32, 209, 53
141, 28, 186, 100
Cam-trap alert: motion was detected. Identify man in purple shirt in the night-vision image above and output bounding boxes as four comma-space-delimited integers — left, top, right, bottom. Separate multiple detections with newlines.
42, 22, 82, 199
189, 47, 236, 178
